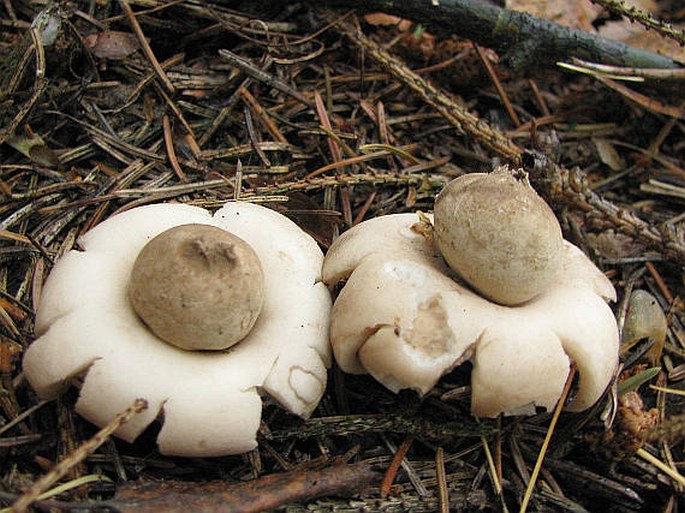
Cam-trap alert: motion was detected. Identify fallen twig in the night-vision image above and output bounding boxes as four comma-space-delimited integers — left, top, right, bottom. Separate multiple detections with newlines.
265, 413, 490, 441
589, 0, 685, 46
525, 151, 685, 267
520, 367, 576, 512
118, 0, 175, 93
320, 0, 682, 71
106, 462, 379, 513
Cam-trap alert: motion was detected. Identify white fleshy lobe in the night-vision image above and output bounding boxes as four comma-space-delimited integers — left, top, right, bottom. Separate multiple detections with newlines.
23, 202, 331, 457
325, 212, 619, 417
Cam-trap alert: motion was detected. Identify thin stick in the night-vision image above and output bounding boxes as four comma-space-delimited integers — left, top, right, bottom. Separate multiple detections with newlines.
645, 261, 674, 304
162, 114, 187, 181
29, 24, 46, 79
220, 49, 312, 107
239, 87, 288, 144
588, 0, 685, 46
596, 74, 685, 119
303, 147, 416, 180
234, 160, 243, 201
118, 0, 174, 93
474, 43, 520, 127
519, 366, 576, 513
435, 447, 449, 513
528, 79, 551, 117
107, 462, 378, 513
379, 436, 413, 497
314, 90, 343, 163
0, 400, 49, 437
243, 106, 271, 168
480, 434, 502, 496
154, 82, 196, 140
494, 416, 503, 485
376, 101, 398, 172
636, 447, 685, 487
352, 191, 376, 226
11, 399, 148, 513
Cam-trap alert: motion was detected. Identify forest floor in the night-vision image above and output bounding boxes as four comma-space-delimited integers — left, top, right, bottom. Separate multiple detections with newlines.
1, 1, 685, 511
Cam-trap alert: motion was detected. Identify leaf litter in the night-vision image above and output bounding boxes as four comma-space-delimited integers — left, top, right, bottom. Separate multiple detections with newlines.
1, 1, 685, 511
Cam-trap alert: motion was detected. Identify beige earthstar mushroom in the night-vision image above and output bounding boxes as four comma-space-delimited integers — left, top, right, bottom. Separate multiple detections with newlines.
323, 167, 619, 417
23, 202, 331, 457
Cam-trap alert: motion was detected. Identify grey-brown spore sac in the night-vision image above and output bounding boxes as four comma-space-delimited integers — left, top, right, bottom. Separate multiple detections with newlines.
433, 165, 563, 305
129, 224, 265, 351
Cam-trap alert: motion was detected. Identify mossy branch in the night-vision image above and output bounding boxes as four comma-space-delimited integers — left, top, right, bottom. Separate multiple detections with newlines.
321, 0, 682, 72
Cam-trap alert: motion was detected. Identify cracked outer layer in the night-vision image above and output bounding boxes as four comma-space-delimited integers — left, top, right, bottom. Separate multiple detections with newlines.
23, 202, 331, 457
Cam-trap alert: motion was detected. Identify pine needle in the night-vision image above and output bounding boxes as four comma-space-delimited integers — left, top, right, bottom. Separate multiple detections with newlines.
636, 447, 685, 487
10, 399, 147, 513
519, 366, 576, 513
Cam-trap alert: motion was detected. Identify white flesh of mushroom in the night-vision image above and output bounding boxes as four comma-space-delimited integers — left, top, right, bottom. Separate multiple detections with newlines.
322, 213, 619, 417
24, 202, 331, 457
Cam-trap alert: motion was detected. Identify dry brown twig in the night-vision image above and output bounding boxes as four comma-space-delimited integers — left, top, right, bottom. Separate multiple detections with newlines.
325, 11, 524, 164
118, 0, 174, 93
106, 462, 379, 513
589, 0, 685, 46
525, 151, 685, 267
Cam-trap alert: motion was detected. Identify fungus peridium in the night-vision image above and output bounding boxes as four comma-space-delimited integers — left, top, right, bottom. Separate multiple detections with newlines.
23, 202, 332, 457
129, 224, 265, 351
433, 166, 564, 305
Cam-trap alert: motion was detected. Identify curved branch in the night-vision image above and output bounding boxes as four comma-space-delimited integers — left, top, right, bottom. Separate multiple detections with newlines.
321, 0, 682, 72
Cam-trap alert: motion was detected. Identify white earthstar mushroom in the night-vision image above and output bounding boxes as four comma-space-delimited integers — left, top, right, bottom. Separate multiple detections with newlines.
323, 175, 619, 417
23, 202, 331, 457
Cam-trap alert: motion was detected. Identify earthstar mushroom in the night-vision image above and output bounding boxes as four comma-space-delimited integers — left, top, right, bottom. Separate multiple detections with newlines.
323, 167, 619, 417
23, 202, 331, 456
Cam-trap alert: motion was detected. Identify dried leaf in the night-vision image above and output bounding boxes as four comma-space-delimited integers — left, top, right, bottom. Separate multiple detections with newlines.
364, 13, 410, 30
621, 289, 667, 364
593, 138, 625, 171
505, 0, 601, 32
5, 132, 59, 168
84, 30, 139, 60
